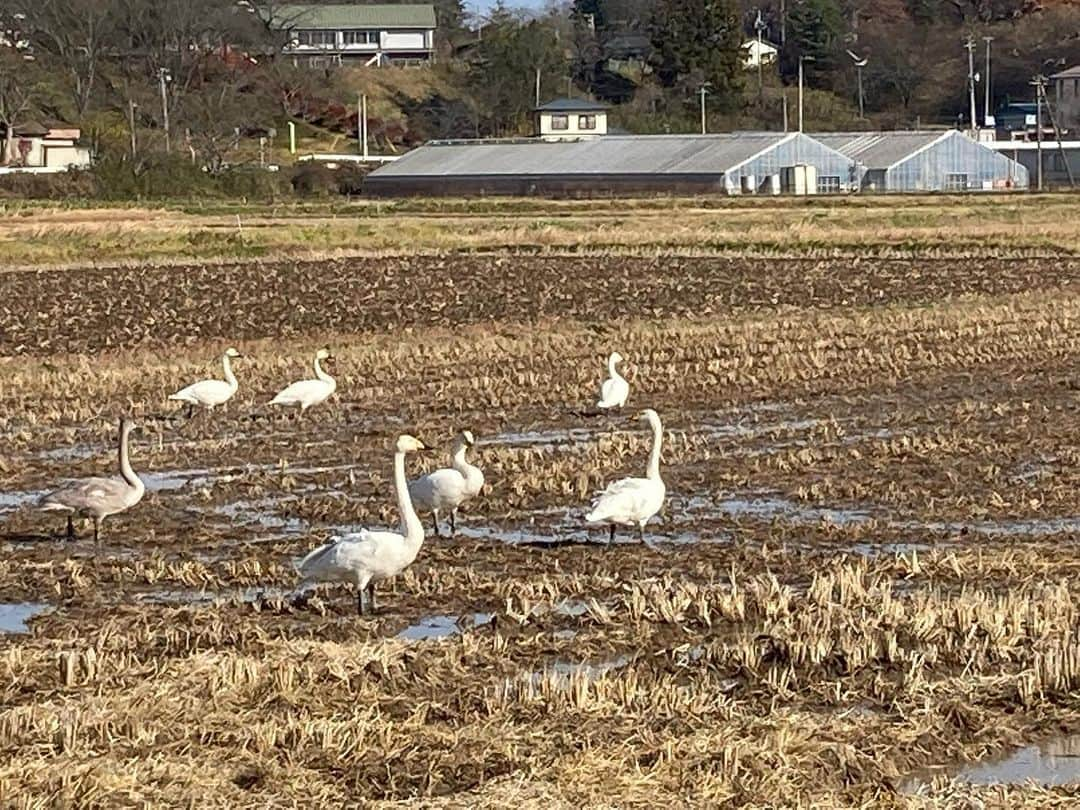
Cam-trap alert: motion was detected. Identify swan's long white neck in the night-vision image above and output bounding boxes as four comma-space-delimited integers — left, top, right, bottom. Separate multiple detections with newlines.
222, 354, 238, 390
118, 425, 143, 491
608, 354, 622, 379
645, 415, 663, 481
451, 440, 484, 493
451, 440, 471, 472
314, 356, 335, 387
394, 450, 424, 548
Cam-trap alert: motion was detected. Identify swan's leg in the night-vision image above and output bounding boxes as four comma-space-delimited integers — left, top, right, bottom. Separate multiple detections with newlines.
431, 510, 441, 537
609, 524, 616, 544
186, 403, 194, 419
65, 515, 75, 540
449, 509, 457, 536
356, 587, 366, 616
93, 517, 102, 543
637, 523, 645, 543
367, 583, 377, 613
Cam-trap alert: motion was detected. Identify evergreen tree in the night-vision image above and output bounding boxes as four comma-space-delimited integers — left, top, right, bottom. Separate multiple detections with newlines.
648, 0, 743, 107
784, 0, 847, 84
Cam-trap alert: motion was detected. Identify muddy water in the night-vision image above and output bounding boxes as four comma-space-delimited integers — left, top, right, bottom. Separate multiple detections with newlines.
397, 612, 495, 641
906, 734, 1080, 791
0, 603, 51, 634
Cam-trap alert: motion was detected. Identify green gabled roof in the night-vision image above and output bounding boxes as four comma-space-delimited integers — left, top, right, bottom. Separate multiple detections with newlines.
267, 4, 436, 30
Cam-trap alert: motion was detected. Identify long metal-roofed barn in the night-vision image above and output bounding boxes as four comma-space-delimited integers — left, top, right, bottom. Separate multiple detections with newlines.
363, 132, 859, 197
814, 130, 1028, 192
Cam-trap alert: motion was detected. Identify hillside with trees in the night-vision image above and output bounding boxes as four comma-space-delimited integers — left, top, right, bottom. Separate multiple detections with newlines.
3, 0, 1080, 196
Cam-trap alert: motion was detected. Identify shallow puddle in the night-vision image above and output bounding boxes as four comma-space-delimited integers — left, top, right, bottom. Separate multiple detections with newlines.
849, 541, 934, 557
483, 426, 602, 452
715, 495, 874, 527
135, 586, 294, 605
0, 602, 52, 634
37, 444, 99, 462
533, 654, 630, 683
0, 490, 45, 515
214, 499, 309, 536
397, 612, 495, 641
906, 734, 1080, 791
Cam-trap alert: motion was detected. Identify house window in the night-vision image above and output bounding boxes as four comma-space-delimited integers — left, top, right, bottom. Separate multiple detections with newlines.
944, 173, 968, 191
295, 30, 336, 48
550, 114, 568, 131
343, 30, 378, 45
817, 175, 841, 193
578, 114, 597, 130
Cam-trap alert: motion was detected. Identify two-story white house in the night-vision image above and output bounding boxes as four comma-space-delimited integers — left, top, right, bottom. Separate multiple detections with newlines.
534, 98, 609, 141
268, 4, 436, 66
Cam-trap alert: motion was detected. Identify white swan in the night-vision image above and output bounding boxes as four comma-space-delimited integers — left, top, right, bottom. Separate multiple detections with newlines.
596, 351, 629, 409
169, 347, 243, 416
298, 434, 428, 615
270, 347, 336, 414
38, 417, 145, 542
408, 430, 485, 536
586, 408, 666, 542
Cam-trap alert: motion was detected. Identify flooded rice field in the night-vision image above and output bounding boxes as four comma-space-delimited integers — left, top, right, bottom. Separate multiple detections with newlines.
3, 253, 1080, 806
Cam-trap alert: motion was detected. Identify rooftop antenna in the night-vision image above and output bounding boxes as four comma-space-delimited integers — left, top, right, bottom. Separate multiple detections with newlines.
846, 49, 868, 120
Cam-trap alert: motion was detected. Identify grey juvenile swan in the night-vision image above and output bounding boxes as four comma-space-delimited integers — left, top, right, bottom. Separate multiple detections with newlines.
38, 417, 145, 541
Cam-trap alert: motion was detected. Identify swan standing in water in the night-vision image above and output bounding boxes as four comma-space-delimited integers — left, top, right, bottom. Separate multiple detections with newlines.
408, 430, 484, 537
168, 347, 244, 417
596, 352, 629, 410
38, 418, 145, 542
270, 347, 336, 414
298, 434, 428, 615
586, 408, 666, 542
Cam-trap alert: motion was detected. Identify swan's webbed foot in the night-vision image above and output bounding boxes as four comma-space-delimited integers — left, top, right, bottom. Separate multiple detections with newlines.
431, 512, 441, 538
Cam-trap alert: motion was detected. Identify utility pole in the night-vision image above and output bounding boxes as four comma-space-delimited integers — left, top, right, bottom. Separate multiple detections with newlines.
698, 82, 711, 134
158, 68, 171, 153
846, 50, 868, 120
535, 68, 541, 107
359, 93, 368, 160
780, 0, 786, 45
754, 10, 766, 104
983, 36, 993, 126
798, 55, 814, 132
1036, 76, 1077, 188
127, 99, 138, 161
964, 35, 977, 136
782, 93, 788, 132
1032, 75, 1045, 191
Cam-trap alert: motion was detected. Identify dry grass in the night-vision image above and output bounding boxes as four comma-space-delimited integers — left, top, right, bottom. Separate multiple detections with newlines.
1, 194, 1079, 267
3, 226, 1080, 805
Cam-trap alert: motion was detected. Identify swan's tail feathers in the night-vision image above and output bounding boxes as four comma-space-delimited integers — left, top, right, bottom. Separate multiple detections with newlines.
38, 499, 71, 512
297, 540, 335, 574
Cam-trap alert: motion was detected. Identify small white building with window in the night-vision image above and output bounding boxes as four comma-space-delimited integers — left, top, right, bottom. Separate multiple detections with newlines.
0, 122, 91, 170
267, 3, 436, 66
741, 39, 778, 69
534, 98, 608, 141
